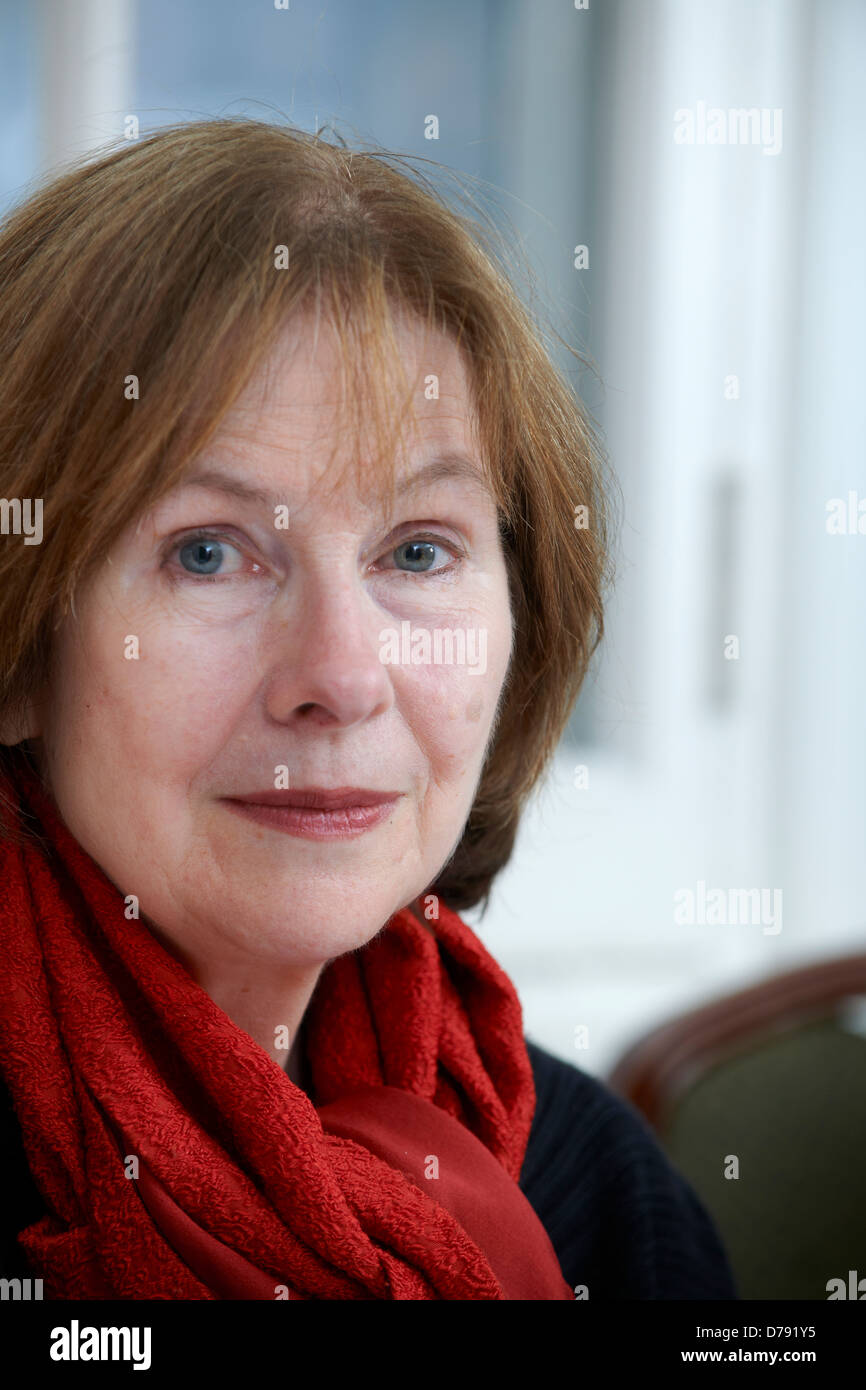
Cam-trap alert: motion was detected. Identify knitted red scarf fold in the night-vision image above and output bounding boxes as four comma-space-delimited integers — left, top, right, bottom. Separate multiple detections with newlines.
0, 754, 571, 1300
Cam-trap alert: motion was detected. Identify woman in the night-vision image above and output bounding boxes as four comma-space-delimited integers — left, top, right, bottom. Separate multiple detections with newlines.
0, 118, 736, 1300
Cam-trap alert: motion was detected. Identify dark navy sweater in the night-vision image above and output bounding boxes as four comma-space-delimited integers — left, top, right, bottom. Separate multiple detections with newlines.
0, 1036, 737, 1299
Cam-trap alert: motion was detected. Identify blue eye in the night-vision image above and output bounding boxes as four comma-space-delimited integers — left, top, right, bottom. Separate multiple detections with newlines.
387, 535, 461, 575
394, 539, 437, 572
176, 533, 245, 576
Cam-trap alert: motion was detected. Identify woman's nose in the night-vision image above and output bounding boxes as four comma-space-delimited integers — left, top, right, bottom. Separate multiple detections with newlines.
261, 572, 395, 729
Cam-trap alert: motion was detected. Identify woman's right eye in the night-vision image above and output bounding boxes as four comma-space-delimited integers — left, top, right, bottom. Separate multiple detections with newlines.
166, 530, 258, 580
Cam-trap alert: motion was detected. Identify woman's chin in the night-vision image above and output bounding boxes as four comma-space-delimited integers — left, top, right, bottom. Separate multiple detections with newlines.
193, 895, 411, 966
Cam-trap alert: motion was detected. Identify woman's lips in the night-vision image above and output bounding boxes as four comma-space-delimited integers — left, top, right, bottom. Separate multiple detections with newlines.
221, 791, 403, 840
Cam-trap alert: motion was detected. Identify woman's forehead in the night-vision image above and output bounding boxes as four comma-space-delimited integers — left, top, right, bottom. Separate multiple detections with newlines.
233, 311, 473, 413
188, 320, 484, 507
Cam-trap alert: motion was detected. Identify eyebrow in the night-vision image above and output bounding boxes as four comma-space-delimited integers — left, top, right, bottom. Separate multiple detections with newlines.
174, 453, 496, 512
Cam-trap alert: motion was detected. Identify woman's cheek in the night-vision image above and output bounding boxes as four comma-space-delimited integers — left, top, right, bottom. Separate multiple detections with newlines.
78, 616, 239, 774
398, 664, 491, 771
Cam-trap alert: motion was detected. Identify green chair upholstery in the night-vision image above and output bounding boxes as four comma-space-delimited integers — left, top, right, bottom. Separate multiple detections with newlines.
607, 955, 866, 1300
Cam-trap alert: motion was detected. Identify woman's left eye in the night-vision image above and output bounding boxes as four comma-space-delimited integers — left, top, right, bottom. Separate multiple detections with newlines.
379, 535, 462, 576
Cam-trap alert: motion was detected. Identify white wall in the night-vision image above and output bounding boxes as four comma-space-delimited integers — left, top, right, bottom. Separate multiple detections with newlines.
467, 0, 866, 1078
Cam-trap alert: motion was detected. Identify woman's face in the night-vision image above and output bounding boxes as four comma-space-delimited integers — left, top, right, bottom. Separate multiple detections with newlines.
27, 313, 514, 972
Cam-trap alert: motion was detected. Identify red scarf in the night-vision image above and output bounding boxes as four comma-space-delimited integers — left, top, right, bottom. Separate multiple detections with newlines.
0, 753, 571, 1300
